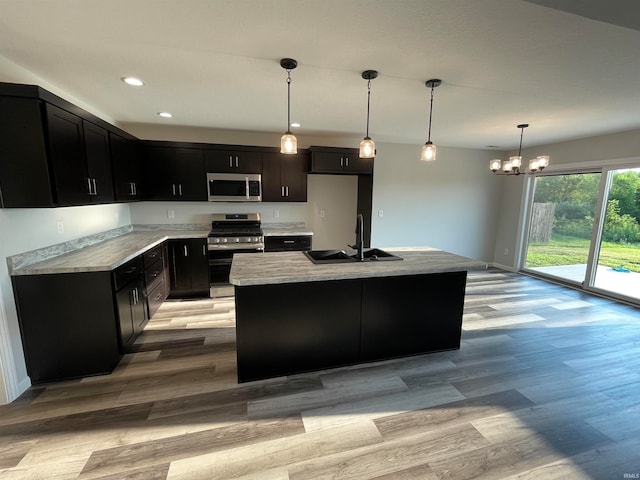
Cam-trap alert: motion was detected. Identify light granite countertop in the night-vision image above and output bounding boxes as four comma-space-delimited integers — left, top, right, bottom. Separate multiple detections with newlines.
229, 247, 487, 286
262, 229, 314, 237
10, 230, 210, 276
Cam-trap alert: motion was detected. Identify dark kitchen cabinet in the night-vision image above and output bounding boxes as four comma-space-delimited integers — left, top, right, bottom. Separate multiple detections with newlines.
206, 149, 262, 173
45, 105, 115, 205
82, 120, 115, 203
169, 238, 210, 298
110, 133, 145, 201
145, 146, 207, 201
11, 271, 122, 384
262, 151, 308, 202
309, 146, 373, 174
114, 256, 147, 351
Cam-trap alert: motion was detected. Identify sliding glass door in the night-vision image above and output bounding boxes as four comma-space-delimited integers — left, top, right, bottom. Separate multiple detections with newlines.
593, 168, 640, 299
524, 172, 601, 284
523, 167, 640, 302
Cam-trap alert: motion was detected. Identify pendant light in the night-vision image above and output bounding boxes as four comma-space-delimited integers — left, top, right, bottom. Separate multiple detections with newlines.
420, 79, 442, 162
359, 70, 378, 159
489, 124, 550, 175
279, 58, 298, 154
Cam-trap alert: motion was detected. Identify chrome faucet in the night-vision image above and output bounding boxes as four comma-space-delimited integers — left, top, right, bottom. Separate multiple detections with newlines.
349, 213, 365, 261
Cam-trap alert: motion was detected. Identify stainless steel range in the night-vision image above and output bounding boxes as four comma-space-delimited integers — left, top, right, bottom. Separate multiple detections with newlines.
207, 213, 264, 296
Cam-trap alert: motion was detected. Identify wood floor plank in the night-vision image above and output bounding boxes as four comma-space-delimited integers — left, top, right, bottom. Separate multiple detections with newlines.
165, 420, 383, 480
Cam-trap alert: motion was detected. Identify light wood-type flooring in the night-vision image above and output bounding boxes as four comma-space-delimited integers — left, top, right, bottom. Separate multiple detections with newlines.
1, 269, 640, 479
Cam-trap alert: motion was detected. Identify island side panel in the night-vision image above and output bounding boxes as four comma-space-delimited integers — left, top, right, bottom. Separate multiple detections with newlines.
234, 279, 362, 383
361, 271, 467, 362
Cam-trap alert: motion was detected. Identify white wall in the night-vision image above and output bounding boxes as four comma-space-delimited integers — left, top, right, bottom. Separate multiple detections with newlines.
371, 142, 503, 261
493, 128, 640, 270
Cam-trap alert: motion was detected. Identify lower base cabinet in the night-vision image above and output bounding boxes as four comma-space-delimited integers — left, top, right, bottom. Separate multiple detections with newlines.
12, 272, 122, 384
169, 238, 210, 298
234, 271, 467, 383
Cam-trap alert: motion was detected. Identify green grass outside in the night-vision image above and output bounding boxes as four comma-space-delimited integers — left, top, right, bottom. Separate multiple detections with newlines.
526, 234, 640, 273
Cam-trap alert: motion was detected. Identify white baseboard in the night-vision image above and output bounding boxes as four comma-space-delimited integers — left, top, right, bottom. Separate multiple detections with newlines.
490, 262, 518, 272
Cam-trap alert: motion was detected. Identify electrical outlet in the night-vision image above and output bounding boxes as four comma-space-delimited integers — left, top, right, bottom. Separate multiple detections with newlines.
504, 248, 509, 256
378, 209, 384, 217
319, 209, 325, 218
274, 210, 280, 219
167, 209, 175, 219
57, 221, 64, 234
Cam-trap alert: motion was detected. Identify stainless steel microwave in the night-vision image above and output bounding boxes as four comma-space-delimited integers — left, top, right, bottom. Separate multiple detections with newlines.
207, 173, 262, 202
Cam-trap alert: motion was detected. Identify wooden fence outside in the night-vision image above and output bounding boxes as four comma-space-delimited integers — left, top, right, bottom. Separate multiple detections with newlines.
529, 202, 556, 243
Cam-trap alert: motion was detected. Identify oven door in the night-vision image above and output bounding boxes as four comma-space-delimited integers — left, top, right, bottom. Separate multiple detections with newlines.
208, 247, 263, 285
207, 173, 262, 202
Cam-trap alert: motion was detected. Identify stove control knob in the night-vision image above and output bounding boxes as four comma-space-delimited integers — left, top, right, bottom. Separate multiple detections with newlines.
253, 237, 260, 242
213, 238, 220, 244
221, 238, 228, 243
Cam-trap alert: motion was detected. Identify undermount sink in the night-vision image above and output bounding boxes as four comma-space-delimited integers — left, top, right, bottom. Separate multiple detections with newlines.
304, 248, 403, 264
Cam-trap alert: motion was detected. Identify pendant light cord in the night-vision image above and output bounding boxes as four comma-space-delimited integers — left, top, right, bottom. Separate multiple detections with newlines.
286, 69, 292, 134
365, 79, 372, 138
427, 85, 435, 142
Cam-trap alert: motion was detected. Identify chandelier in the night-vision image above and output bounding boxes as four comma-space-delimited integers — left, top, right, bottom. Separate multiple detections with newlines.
489, 124, 549, 175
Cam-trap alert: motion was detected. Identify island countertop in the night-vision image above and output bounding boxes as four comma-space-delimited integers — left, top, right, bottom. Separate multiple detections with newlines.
229, 247, 487, 286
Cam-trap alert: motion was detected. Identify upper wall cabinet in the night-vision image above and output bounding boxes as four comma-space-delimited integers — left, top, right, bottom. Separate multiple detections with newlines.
0, 82, 134, 208
110, 133, 145, 201
309, 146, 374, 175
205, 149, 263, 174
262, 151, 308, 202
145, 146, 207, 201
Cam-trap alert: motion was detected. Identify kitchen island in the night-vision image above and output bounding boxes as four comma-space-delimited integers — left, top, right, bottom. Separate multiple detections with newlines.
230, 247, 487, 382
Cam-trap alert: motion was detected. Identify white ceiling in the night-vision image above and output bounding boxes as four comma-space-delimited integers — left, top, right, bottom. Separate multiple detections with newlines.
1, 0, 639, 150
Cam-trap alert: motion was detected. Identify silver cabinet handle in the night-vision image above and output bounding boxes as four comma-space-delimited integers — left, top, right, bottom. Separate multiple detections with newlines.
92, 178, 97, 196
286, 186, 289, 197
345, 156, 349, 167
133, 183, 137, 195
245, 177, 250, 199
172, 184, 176, 195
202, 244, 206, 256
284, 240, 295, 244
229, 155, 233, 168
178, 184, 182, 196
340, 156, 344, 167
87, 178, 92, 195
184, 245, 188, 256
235, 156, 239, 168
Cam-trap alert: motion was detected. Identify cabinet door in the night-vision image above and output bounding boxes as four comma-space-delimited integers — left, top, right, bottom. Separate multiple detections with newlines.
343, 153, 374, 174
261, 152, 308, 202
310, 151, 345, 174
111, 133, 144, 201
116, 287, 135, 348
146, 147, 206, 201
281, 153, 308, 202
131, 277, 147, 334
206, 150, 262, 173
83, 120, 114, 203
45, 103, 90, 206
169, 239, 210, 297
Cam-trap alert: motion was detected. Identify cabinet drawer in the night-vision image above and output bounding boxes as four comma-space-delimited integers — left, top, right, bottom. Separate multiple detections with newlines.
265, 235, 312, 252
147, 277, 167, 319
145, 259, 165, 292
143, 244, 164, 268
113, 256, 144, 290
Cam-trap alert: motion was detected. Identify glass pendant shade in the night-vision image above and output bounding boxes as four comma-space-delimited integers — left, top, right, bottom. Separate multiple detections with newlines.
359, 137, 375, 159
529, 158, 540, 172
510, 156, 522, 168
536, 155, 549, 169
420, 141, 436, 162
280, 132, 297, 154
503, 160, 513, 172
490, 159, 502, 172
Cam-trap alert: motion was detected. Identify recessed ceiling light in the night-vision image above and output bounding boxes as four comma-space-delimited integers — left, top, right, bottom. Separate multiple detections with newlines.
121, 76, 144, 86
157, 112, 173, 118
290, 122, 301, 128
